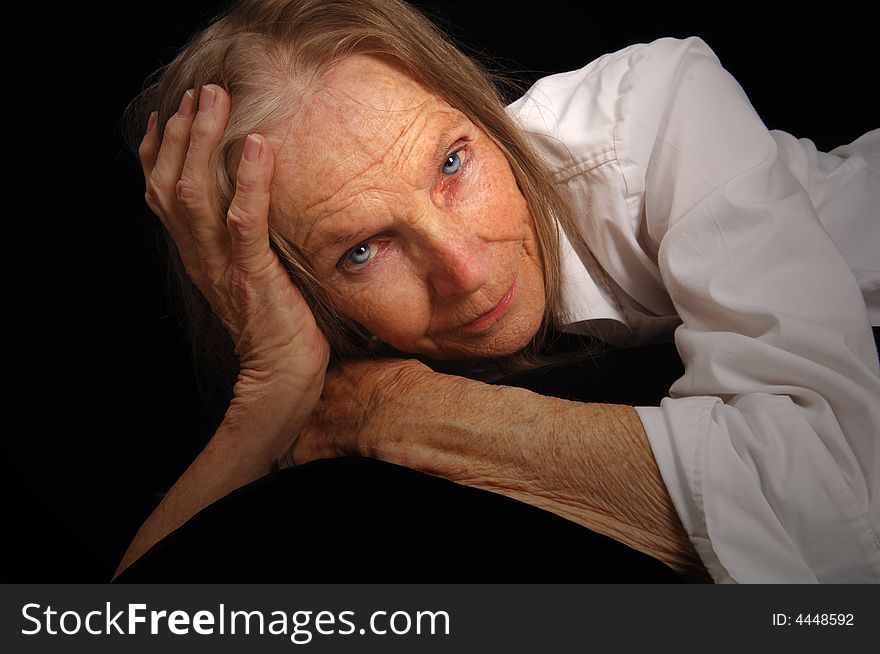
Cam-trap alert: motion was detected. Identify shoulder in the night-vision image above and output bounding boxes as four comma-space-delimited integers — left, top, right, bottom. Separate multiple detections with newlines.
506, 36, 726, 176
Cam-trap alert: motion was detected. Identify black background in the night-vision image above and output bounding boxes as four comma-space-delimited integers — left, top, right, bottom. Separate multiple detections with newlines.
5, 1, 876, 581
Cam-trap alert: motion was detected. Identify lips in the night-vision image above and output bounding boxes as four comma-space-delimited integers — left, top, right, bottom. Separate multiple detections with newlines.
460, 281, 517, 334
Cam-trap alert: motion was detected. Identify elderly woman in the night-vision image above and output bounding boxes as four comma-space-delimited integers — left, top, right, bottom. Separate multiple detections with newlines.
115, 0, 879, 582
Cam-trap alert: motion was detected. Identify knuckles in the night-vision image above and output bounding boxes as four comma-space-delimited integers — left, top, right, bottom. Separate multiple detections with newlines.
175, 177, 205, 211
162, 110, 191, 140
189, 115, 215, 139
232, 172, 262, 195
226, 204, 253, 230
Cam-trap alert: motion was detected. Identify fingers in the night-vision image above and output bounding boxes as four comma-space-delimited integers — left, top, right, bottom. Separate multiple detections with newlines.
141, 90, 200, 260
150, 90, 196, 201
176, 85, 232, 267
140, 85, 234, 282
178, 86, 227, 194
227, 134, 276, 274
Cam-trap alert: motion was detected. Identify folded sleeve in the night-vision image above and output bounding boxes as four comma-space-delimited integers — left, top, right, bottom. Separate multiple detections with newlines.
620, 38, 880, 582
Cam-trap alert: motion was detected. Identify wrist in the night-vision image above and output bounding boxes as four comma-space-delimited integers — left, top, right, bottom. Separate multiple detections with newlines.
222, 378, 321, 467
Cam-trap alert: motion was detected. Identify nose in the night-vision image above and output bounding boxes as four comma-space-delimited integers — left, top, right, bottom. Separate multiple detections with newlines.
421, 219, 492, 298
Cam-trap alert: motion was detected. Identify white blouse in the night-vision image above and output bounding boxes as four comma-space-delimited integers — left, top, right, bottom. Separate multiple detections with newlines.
506, 36, 880, 583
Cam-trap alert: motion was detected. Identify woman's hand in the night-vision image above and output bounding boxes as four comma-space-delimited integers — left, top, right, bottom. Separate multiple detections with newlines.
290, 360, 710, 581
140, 85, 329, 461
115, 86, 332, 579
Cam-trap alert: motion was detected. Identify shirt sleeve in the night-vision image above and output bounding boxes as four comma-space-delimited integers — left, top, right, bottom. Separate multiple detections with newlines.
618, 38, 880, 583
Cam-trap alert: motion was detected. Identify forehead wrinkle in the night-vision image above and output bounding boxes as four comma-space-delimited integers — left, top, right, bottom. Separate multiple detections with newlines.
295, 111, 463, 255
318, 78, 434, 153
297, 188, 367, 251
296, 115, 442, 251
302, 184, 405, 256
291, 94, 419, 199
268, 103, 374, 245
383, 107, 437, 182
325, 95, 437, 187
317, 74, 462, 186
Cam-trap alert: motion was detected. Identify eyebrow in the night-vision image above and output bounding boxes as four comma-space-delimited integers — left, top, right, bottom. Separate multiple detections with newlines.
321, 228, 368, 252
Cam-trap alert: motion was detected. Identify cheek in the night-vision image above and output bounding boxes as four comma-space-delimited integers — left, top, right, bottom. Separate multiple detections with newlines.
458, 152, 530, 236
330, 276, 430, 344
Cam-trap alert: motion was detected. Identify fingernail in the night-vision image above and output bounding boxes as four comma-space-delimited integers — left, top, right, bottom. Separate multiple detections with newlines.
177, 89, 195, 117
243, 134, 262, 162
145, 111, 157, 135
198, 86, 215, 112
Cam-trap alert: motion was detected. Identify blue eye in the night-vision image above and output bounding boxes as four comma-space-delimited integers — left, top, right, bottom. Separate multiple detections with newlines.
346, 242, 374, 267
442, 151, 462, 175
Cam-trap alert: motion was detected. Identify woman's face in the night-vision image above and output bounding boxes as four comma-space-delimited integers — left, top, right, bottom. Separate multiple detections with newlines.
267, 55, 546, 360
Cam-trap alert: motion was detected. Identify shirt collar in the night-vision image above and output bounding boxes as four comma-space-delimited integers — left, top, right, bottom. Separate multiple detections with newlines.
553, 221, 632, 341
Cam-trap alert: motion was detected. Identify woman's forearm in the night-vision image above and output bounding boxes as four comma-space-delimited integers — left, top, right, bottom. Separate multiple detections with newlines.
361, 375, 710, 581
112, 389, 302, 580
533, 396, 710, 581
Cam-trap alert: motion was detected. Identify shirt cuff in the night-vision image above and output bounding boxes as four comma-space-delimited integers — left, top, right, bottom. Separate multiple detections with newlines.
634, 400, 735, 584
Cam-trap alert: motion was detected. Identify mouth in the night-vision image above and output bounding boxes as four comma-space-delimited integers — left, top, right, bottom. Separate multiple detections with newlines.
460, 279, 517, 334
